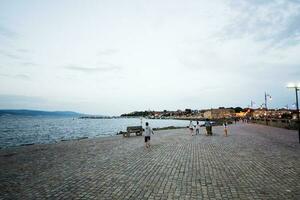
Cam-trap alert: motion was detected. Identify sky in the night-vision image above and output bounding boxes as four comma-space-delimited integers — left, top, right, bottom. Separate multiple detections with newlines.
0, 0, 300, 115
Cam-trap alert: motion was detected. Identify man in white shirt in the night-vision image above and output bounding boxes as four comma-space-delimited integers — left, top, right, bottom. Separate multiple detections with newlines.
144, 122, 154, 148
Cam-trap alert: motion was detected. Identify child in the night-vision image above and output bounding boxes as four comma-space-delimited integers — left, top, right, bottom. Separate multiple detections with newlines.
195, 121, 201, 135
144, 122, 154, 148
223, 122, 228, 137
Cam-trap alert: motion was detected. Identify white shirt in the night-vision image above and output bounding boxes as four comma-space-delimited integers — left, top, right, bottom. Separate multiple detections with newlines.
189, 122, 194, 129
195, 124, 201, 130
144, 126, 153, 136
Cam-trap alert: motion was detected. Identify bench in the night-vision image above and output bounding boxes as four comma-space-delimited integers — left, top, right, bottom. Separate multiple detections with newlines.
123, 126, 143, 137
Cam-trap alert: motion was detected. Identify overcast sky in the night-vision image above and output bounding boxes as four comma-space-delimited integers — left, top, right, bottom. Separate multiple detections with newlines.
0, 0, 300, 115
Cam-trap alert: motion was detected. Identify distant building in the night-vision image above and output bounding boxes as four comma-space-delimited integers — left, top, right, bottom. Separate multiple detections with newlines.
292, 111, 300, 119
252, 108, 294, 119
253, 108, 268, 118
236, 109, 253, 118
203, 108, 235, 119
194, 110, 205, 119
236, 112, 247, 118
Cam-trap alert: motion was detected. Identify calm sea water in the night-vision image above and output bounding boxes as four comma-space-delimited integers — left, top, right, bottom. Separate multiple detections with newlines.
0, 116, 194, 148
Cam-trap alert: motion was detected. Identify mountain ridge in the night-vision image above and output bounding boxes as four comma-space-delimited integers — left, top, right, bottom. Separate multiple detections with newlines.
0, 109, 84, 117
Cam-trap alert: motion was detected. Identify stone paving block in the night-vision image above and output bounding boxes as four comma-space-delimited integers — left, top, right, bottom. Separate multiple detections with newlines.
0, 124, 299, 199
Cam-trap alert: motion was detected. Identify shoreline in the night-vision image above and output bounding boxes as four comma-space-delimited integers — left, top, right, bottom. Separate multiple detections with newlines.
1, 123, 233, 150
1, 119, 233, 150
0, 126, 187, 150
0, 121, 236, 150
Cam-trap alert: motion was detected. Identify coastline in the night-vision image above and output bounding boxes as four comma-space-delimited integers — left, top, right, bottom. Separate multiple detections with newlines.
0, 126, 187, 150
1, 122, 234, 149
0, 117, 192, 149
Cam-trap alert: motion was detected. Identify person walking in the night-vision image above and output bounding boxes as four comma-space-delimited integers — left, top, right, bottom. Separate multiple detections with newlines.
144, 122, 154, 149
188, 120, 194, 136
195, 121, 201, 135
205, 119, 212, 135
223, 121, 228, 137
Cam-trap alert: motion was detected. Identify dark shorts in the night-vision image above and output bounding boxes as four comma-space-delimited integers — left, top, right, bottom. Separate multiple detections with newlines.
145, 136, 150, 142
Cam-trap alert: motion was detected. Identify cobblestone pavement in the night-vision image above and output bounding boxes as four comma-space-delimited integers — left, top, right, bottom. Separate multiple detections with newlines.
0, 123, 300, 200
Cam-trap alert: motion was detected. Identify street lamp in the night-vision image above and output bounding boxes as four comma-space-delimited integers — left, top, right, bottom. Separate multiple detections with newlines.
287, 82, 300, 144
250, 100, 255, 108
284, 104, 289, 110
264, 92, 272, 125
264, 92, 272, 110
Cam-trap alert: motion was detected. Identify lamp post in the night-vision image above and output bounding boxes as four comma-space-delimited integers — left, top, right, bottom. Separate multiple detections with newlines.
264, 92, 272, 110
264, 92, 272, 125
250, 100, 255, 108
287, 83, 300, 144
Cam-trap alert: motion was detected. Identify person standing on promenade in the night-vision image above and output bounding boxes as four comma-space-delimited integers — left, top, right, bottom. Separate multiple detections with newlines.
144, 122, 154, 149
195, 121, 201, 135
188, 120, 194, 136
223, 121, 228, 137
205, 119, 212, 135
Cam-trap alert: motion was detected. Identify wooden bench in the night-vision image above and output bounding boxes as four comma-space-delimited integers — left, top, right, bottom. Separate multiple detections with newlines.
123, 126, 143, 137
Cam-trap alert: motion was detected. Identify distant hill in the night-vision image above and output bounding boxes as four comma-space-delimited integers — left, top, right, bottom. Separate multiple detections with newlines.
0, 109, 84, 117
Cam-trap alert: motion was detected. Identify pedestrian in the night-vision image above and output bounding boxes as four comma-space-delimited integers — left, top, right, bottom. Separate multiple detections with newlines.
188, 120, 194, 136
205, 119, 212, 135
144, 122, 154, 148
223, 121, 228, 137
195, 121, 201, 135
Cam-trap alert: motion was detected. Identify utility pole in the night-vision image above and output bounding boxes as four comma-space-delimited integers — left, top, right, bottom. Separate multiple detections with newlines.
287, 83, 300, 144
265, 92, 267, 110
264, 92, 272, 125
295, 87, 300, 143
250, 100, 255, 108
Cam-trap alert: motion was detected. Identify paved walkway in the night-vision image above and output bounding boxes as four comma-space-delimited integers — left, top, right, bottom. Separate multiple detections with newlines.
0, 123, 299, 200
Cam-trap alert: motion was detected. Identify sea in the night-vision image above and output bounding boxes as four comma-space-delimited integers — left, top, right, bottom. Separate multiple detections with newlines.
0, 116, 195, 148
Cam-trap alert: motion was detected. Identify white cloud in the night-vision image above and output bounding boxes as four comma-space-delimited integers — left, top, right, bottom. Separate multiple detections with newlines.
0, 0, 299, 115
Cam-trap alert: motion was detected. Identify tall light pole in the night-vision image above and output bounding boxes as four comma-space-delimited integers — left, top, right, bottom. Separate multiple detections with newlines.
287, 83, 300, 143
250, 100, 255, 108
264, 92, 272, 125
264, 92, 272, 110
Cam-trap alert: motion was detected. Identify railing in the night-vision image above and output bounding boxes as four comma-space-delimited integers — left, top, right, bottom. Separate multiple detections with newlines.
250, 118, 298, 130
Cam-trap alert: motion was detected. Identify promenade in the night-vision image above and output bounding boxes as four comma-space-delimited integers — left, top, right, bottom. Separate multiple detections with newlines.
1, 123, 299, 200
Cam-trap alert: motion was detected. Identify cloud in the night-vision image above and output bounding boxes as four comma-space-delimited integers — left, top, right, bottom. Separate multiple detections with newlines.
0, 25, 18, 39
21, 62, 37, 67
16, 49, 29, 53
223, 0, 300, 45
64, 63, 121, 73
0, 49, 36, 66
0, 0, 298, 114
0, 73, 30, 80
98, 49, 119, 56
0, 94, 45, 109
0, 49, 22, 60
14, 74, 30, 80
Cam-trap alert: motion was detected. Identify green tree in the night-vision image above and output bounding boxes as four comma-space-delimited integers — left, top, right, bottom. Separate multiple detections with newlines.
234, 107, 243, 113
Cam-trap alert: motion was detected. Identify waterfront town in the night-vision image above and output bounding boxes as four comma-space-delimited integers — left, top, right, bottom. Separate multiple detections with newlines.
121, 107, 299, 120
120, 107, 300, 130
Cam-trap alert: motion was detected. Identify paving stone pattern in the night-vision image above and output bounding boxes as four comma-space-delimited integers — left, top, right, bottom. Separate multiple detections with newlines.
0, 123, 300, 199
